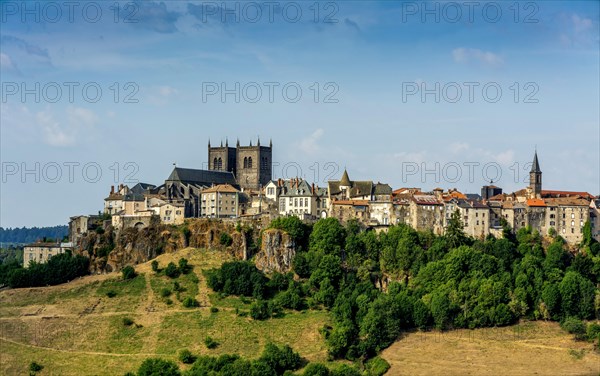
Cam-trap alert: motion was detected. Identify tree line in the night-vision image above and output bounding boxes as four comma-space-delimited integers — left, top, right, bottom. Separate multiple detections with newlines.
205, 214, 600, 363
0, 225, 68, 244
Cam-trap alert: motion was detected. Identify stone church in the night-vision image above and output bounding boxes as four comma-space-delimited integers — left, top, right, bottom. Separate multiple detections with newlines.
208, 138, 272, 190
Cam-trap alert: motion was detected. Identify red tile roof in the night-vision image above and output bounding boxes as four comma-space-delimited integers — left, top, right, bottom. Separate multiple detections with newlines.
526, 198, 546, 207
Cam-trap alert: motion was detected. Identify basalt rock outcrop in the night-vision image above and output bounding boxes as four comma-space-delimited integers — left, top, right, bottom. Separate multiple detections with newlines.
75, 219, 258, 273
255, 228, 297, 274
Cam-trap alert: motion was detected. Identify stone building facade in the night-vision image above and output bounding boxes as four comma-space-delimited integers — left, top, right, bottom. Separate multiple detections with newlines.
208, 138, 272, 190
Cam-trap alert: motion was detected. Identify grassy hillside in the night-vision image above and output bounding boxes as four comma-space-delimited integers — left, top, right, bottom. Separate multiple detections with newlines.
1, 247, 598, 376
0, 248, 331, 375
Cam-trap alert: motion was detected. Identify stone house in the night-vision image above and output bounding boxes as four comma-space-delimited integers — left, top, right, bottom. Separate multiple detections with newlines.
200, 184, 241, 218
23, 242, 73, 267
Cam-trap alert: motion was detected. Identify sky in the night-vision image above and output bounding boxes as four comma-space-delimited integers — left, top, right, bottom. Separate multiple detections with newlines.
1, 0, 599, 228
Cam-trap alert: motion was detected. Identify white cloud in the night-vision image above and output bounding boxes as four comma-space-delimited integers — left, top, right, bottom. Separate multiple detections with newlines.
572, 14, 593, 33
297, 128, 324, 154
37, 106, 98, 147
449, 142, 469, 154
452, 48, 503, 66
0, 53, 20, 74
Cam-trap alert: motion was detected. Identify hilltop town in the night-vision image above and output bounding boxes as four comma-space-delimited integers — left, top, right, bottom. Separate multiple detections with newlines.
23, 139, 587, 264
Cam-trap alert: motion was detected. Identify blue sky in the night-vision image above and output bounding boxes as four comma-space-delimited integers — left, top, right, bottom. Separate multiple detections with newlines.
1, 0, 599, 227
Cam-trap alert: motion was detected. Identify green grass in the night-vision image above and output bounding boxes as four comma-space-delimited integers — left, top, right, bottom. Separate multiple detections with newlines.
150, 270, 200, 306
0, 248, 332, 376
155, 309, 330, 359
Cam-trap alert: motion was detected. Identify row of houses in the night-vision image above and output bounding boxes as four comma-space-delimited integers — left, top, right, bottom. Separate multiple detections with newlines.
65, 144, 599, 251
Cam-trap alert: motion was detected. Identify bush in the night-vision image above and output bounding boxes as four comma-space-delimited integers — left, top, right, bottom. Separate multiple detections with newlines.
182, 297, 199, 308
121, 266, 136, 280
151, 260, 159, 273
178, 349, 196, 364
303, 363, 330, 376
220, 233, 233, 246
204, 336, 219, 349
250, 300, 272, 320
561, 317, 586, 340
165, 298, 173, 306
29, 361, 43, 372
210, 307, 219, 313
160, 288, 172, 298
586, 323, 600, 342
365, 356, 390, 376
258, 343, 302, 374
122, 317, 134, 326
178, 258, 190, 274
165, 262, 180, 278
137, 358, 180, 376
106, 290, 117, 298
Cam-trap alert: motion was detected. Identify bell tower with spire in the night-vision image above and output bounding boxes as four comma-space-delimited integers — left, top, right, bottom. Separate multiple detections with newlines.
529, 150, 542, 198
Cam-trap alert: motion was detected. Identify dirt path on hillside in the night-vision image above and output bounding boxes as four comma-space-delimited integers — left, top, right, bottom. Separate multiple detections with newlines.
0, 337, 169, 357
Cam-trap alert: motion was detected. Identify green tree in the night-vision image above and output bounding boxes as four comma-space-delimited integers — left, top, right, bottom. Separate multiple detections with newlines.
309, 218, 346, 255
137, 358, 180, 376
446, 210, 469, 249
303, 363, 330, 376
121, 266, 136, 280
165, 262, 180, 278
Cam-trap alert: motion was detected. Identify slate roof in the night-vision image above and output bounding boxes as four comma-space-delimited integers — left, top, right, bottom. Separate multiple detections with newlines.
166, 167, 237, 187
531, 151, 541, 173
373, 183, 392, 195
131, 183, 156, 194
123, 192, 145, 201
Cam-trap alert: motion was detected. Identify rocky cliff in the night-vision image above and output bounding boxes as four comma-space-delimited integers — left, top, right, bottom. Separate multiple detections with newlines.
75, 219, 257, 273
254, 228, 297, 274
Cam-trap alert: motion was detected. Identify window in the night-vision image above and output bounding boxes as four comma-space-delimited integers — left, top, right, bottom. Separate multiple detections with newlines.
248, 157, 253, 168
295, 198, 298, 207
305, 198, 308, 207
571, 213, 575, 219
571, 221, 575, 227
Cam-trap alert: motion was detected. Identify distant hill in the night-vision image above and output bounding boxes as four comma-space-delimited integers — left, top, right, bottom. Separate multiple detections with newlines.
0, 225, 69, 244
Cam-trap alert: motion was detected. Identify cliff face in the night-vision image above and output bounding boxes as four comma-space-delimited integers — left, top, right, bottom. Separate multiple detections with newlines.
75, 219, 256, 273
255, 229, 297, 274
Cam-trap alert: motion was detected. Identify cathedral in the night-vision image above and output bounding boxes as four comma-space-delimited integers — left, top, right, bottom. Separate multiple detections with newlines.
208, 138, 272, 190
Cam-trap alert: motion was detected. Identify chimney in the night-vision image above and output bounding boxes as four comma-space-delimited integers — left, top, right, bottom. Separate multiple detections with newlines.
119, 184, 123, 191
311, 183, 315, 195
110, 185, 114, 194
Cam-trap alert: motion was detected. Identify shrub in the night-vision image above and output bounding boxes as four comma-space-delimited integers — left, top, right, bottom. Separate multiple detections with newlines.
258, 343, 302, 374
561, 317, 586, 340
137, 358, 180, 376
29, 361, 43, 372
105, 290, 117, 298
182, 297, 199, 308
204, 336, 219, 349
165, 298, 173, 305
165, 262, 180, 278
586, 323, 600, 342
220, 233, 233, 246
122, 317, 134, 326
178, 349, 196, 364
178, 258, 190, 274
121, 266, 136, 280
250, 300, 271, 320
365, 356, 390, 376
173, 281, 183, 292
303, 363, 330, 376
160, 288, 172, 298
151, 260, 159, 273
210, 307, 219, 313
